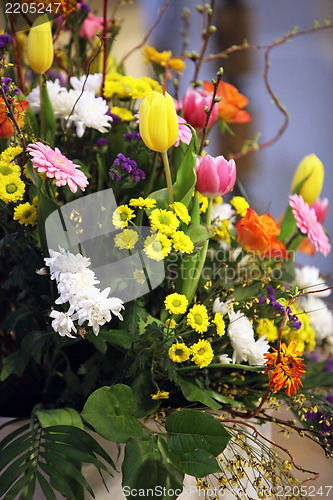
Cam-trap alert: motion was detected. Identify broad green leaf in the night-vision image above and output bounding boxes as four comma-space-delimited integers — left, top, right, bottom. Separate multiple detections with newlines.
165, 409, 230, 457
35, 408, 83, 429
36, 472, 57, 500
3, 472, 34, 500
122, 436, 184, 500
233, 282, 263, 302
176, 376, 221, 410
99, 329, 136, 350
0, 454, 37, 496
170, 448, 221, 477
26, 159, 42, 189
81, 385, 141, 442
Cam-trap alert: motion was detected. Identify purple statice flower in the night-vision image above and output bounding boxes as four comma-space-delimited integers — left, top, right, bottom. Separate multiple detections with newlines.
108, 112, 121, 124
266, 286, 302, 330
327, 393, 333, 404
114, 153, 137, 174
257, 294, 265, 305
123, 131, 141, 141
96, 138, 109, 148
1, 77, 12, 93
132, 168, 145, 181
0, 34, 13, 51
110, 169, 121, 181
13, 89, 21, 96
325, 359, 333, 372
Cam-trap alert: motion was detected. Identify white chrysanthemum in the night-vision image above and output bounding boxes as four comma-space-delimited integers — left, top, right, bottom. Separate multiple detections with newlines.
219, 353, 232, 364
211, 202, 235, 225
66, 91, 112, 137
295, 265, 330, 297
247, 336, 270, 365
213, 297, 232, 316
72, 287, 124, 335
299, 295, 333, 341
228, 309, 255, 364
45, 247, 91, 281
27, 79, 66, 115
55, 270, 98, 307
70, 73, 103, 95
54, 89, 82, 120
50, 310, 77, 338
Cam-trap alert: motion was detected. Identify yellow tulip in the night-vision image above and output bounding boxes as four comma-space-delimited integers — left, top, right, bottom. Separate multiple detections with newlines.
139, 91, 179, 152
27, 14, 53, 74
290, 154, 324, 205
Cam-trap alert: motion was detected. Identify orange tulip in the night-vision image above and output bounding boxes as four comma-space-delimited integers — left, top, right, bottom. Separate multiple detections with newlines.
237, 208, 289, 258
204, 80, 251, 123
0, 98, 28, 138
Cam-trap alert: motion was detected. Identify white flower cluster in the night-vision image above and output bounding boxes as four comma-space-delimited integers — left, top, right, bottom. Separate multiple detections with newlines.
27, 74, 112, 137
45, 247, 124, 338
213, 298, 269, 365
295, 266, 333, 343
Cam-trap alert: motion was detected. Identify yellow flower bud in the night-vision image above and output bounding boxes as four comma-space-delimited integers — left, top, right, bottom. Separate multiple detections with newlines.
139, 91, 179, 152
290, 154, 324, 205
27, 14, 53, 74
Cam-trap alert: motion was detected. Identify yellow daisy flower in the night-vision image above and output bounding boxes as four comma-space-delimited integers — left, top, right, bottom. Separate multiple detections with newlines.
114, 229, 138, 250
172, 231, 194, 254
256, 318, 279, 343
110, 106, 134, 121
212, 219, 231, 245
129, 197, 156, 209
149, 208, 179, 235
169, 343, 191, 363
212, 313, 226, 337
151, 390, 169, 400
0, 174, 25, 203
197, 192, 208, 214
0, 145, 23, 164
170, 202, 191, 224
133, 269, 145, 284
164, 293, 188, 315
231, 196, 249, 217
112, 204, 135, 229
144, 232, 172, 261
191, 339, 214, 368
0, 162, 21, 177
165, 318, 176, 329
13, 202, 37, 226
187, 304, 210, 334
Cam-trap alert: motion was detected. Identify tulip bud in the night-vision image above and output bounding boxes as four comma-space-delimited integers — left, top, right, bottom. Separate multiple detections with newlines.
290, 154, 324, 205
139, 91, 179, 152
311, 197, 329, 224
182, 86, 218, 129
196, 154, 236, 198
27, 14, 53, 74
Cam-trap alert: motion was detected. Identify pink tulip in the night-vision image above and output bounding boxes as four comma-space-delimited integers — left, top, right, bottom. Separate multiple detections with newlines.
311, 197, 329, 224
196, 154, 236, 198
79, 13, 104, 40
182, 86, 218, 129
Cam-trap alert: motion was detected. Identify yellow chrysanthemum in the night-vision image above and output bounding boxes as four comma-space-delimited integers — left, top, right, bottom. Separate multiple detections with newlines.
212, 219, 231, 245
172, 231, 194, 254
164, 293, 188, 315
169, 343, 191, 363
170, 202, 191, 224
165, 318, 176, 329
197, 192, 208, 214
0, 174, 25, 203
13, 202, 37, 226
0, 145, 23, 164
212, 313, 226, 337
32, 196, 38, 206
231, 196, 249, 217
110, 106, 134, 121
214, 197, 223, 204
129, 197, 156, 209
144, 232, 172, 261
281, 304, 316, 352
191, 339, 214, 368
0, 161, 21, 177
151, 390, 169, 400
143, 46, 185, 75
256, 318, 279, 343
187, 304, 210, 334
112, 204, 135, 229
114, 229, 138, 250
149, 208, 179, 235
133, 269, 145, 284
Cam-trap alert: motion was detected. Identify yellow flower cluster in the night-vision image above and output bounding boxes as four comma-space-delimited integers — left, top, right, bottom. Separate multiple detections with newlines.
256, 318, 279, 342
282, 304, 316, 352
103, 72, 162, 100
168, 339, 214, 369
0, 146, 25, 204
143, 45, 185, 75
231, 196, 249, 217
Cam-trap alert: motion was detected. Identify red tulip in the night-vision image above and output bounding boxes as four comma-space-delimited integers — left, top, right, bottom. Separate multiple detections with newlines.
182, 86, 218, 129
196, 154, 236, 198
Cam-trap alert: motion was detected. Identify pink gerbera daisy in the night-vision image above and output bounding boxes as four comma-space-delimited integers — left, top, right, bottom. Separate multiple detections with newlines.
289, 193, 331, 257
26, 142, 89, 193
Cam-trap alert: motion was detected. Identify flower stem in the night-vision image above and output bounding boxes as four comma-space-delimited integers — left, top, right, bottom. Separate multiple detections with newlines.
161, 150, 173, 205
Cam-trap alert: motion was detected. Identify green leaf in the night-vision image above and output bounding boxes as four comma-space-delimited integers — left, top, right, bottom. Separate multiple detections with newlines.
35, 408, 83, 429
165, 409, 230, 457
40, 77, 56, 146
26, 159, 42, 189
185, 223, 214, 246
170, 448, 221, 477
36, 189, 59, 254
81, 385, 141, 442
176, 376, 221, 410
99, 329, 136, 350
36, 472, 57, 500
122, 436, 184, 500
38, 461, 76, 500
233, 281, 263, 302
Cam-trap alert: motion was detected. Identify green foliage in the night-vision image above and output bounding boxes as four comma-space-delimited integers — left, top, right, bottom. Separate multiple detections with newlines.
0, 419, 115, 500
176, 376, 221, 410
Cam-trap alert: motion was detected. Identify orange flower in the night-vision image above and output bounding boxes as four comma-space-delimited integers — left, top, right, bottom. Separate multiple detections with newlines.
264, 341, 306, 397
0, 98, 28, 138
236, 208, 289, 258
204, 80, 251, 123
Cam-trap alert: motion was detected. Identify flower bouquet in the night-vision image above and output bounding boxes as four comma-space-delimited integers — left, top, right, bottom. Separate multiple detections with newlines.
1, 1, 333, 499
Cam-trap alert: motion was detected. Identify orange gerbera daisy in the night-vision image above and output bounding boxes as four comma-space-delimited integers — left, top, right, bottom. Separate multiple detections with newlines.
264, 341, 306, 397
